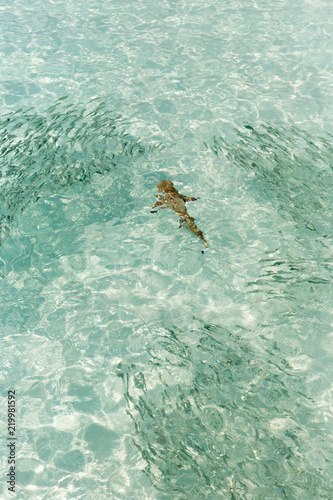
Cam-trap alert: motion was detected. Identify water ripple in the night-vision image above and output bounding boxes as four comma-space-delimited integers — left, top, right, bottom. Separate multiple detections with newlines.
205, 123, 333, 236
0, 96, 163, 246
117, 321, 332, 499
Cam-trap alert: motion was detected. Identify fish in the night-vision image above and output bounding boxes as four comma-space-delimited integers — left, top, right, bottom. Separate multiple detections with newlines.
151, 180, 208, 248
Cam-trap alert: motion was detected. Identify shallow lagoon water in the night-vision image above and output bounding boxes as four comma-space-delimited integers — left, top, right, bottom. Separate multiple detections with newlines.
0, 0, 332, 499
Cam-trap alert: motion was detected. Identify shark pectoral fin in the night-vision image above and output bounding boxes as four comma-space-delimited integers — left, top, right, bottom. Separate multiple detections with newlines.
152, 200, 165, 210
151, 204, 168, 213
183, 196, 198, 202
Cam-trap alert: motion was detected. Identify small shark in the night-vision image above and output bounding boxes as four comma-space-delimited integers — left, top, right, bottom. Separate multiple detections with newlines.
151, 180, 208, 248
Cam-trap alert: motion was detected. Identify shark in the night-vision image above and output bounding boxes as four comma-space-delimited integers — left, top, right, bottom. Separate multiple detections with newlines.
151, 180, 208, 248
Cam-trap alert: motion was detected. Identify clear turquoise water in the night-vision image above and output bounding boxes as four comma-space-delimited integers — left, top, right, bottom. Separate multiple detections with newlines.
0, 0, 332, 499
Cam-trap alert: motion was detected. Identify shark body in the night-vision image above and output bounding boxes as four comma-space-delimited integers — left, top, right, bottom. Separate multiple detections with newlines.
151, 180, 208, 248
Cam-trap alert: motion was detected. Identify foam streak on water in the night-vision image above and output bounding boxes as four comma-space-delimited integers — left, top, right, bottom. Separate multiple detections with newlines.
0, 0, 332, 498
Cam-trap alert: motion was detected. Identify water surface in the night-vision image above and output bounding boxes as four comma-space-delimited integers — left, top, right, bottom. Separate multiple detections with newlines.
0, 0, 332, 498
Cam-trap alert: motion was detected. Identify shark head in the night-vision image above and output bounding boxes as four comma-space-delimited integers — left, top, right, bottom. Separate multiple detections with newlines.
157, 180, 176, 193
